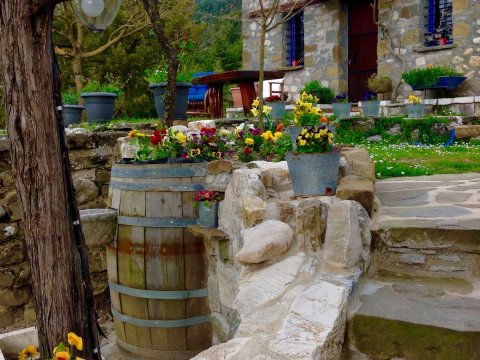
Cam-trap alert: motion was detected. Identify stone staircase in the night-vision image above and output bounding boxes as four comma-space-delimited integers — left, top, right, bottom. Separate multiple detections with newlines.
345, 173, 480, 360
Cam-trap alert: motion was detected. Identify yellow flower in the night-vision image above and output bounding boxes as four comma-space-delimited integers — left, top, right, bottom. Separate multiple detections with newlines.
261, 131, 273, 140
190, 148, 201, 156
135, 132, 146, 137
252, 98, 260, 107
263, 105, 272, 116
251, 108, 259, 117
68, 332, 83, 351
176, 132, 187, 144
245, 138, 254, 145
408, 95, 421, 104
54, 349, 71, 360
301, 128, 307, 135
128, 130, 137, 138
274, 132, 283, 139
299, 139, 307, 146
19, 345, 40, 360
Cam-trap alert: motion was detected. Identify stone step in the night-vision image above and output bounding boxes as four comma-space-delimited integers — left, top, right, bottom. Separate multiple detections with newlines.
372, 174, 480, 278
346, 275, 480, 360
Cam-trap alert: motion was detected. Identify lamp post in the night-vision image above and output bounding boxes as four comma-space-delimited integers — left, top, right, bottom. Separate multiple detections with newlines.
72, 0, 122, 31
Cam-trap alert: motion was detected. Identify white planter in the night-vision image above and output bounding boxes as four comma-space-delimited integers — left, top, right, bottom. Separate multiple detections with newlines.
0, 327, 37, 360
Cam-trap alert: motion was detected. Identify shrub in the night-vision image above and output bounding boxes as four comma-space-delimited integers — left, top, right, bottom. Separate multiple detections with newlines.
82, 79, 124, 97
301, 80, 335, 104
62, 90, 79, 105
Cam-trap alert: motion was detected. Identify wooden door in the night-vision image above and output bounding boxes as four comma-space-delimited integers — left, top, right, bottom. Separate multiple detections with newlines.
348, 0, 378, 102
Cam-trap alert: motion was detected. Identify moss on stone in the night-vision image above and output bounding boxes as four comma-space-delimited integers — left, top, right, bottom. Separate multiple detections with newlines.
349, 314, 480, 359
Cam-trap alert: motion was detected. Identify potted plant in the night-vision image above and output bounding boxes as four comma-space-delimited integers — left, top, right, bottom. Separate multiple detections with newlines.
289, 92, 327, 147
406, 95, 425, 118
361, 91, 380, 117
62, 90, 84, 126
286, 126, 340, 196
146, 65, 192, 121
301, 80, 335, 104
80, 79, 123, 123
401, 64, 466, 90
367, 74, 392, 94
193, 190, 223, 227
332, 94, 352, 119
264, 94, 286, 120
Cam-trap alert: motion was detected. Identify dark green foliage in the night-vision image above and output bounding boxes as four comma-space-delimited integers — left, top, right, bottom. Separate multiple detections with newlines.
62, 90, 79, 105
401, 66, 462, 88
301, 81, 335, 104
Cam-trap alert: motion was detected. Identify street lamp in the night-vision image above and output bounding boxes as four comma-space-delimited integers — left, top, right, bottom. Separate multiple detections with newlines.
72, 0, 122, 32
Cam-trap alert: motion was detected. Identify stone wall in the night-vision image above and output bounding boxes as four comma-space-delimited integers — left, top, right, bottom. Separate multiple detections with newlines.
0, 131, 124, 330
242, 0, 348, 101
377, 0, 480, 101
242, 0, 480, 102
191, 149, 376, 359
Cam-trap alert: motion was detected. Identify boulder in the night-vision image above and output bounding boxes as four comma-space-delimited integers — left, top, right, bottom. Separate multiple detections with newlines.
207, 159, 233, 174
295, 198, 328, 254
73, 177, 99, 206
323, 201, 363, 270
0, 239, 25, 266
236, 220, 293, 264
80, 209, 117, 248
241, 196, 267, 228
0, 205, 6, 220
342, 148, 375, 181
2, 192, 22, 221
336, 175, 375, 216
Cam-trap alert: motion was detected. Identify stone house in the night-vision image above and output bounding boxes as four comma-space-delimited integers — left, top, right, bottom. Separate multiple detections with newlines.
242, 0, 480, 102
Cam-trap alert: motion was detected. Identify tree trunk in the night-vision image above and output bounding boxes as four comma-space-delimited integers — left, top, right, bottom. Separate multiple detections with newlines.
258, 21, 267, 130
72, 53, 84, 93
0, 2, 101, 359
141, 0, 179, 127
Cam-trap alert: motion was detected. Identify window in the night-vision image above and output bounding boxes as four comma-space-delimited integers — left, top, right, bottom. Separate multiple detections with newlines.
285, 11, 304, 66
423, 0, 453, 47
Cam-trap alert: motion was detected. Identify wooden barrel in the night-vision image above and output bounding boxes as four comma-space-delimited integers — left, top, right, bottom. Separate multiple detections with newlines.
106, 162, 211, 358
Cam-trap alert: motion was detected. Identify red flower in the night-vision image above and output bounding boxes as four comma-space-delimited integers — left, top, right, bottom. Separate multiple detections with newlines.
244, 147, 252, 155
150, 130, 163, 145
276, 123, 284, 132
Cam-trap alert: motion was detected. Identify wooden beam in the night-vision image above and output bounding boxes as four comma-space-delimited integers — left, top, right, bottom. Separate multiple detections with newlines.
248, 0, 326, 18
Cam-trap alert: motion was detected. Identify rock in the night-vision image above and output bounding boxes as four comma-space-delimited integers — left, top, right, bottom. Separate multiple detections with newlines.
342, 148, 375, 181
73, 178, 99, 206
353, 201, 372, 248
3, 192, 23, 221
0, 287, 30, 306
80, 209, 117, 248
0, 307, 15, 328
431, 123, 450, 137
241, 196, 267, 228
24, 305, 36, 324
0, 205, 6, 220
338, 156, 352, 180
469, 55, 480, 67
337, 175, 375, 216
236, 220, 294, 264
387, 123, 401, 135
234, 254, 305, 316
323, 201, 363, 270
171, 125, 189, 134
2, 224, 17, 239
295, 198, 328, 254
248, 161, 291, 192
14, 267, 31, 288
399, 253, 426, 265
207, 159, 233, 174
0, 239, 25, 266
277, 201, 294, 222
270, 280, 348, 359
205, 172, 232, 192
411, 128, 420, 142
0, 269, 15, 287
90, 271, 108, 295
87, 248, 107, 273
367, 135, 382, 142
95, 169, 111, 184
188, 120, 216, 131
193, 337, 279, 360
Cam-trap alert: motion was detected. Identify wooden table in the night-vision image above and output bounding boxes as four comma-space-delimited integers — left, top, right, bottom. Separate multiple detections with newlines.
192, 70, 285, 119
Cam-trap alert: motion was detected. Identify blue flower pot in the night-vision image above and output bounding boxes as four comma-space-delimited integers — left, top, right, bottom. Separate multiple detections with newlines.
361, 101, 380, 117
63, 105, 84, 126
332, 102, 352, 119
149, 82, 192, 120
286, 149, 341, 196
406, 103, 426, 118
80, 92, 117, 123
265, 102, 286, 120
198, 202, 218, 228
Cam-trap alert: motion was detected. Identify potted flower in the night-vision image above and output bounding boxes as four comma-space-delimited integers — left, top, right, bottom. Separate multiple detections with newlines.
80, 79, 123, 123
62, 90, 84, 126
361, 91, 380, 117
289, 92, 326, 147
194, 190, 224, 227
264, 94, 286, 120
401, 64, 466, 90
301, 80, 335, 104
367, 74, 392, 94
332, 94, 352, 119
128, 128, 174, 163
286, 126, 340, 196
406, 95, 425, 118
145, 65, 192, 121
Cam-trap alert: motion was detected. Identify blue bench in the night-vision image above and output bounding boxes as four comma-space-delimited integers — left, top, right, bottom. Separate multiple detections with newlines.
187, 72, 214, 115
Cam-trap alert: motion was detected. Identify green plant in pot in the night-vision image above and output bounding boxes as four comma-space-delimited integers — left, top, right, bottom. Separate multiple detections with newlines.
401, 64, 465, 90
264, 94, 286, 121
193, 190, 224, 228
146, 65, 193, 121
62, 90, 84, 127
301, 80, 335, 104
361, 91, 380, 118
80, 79, 123, 123
286, 125, 340, 196
406, 95, 425, 118
332, 94, 352, 119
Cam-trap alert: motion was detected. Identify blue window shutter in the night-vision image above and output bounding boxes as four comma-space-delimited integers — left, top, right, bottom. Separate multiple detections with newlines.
290, 17, 296, 64
428, 0, 435, 33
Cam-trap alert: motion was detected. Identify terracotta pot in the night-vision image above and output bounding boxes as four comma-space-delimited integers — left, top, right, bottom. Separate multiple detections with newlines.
231, 87, 243, 107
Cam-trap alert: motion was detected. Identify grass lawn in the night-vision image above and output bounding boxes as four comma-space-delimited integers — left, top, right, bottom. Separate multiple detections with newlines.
363, 141, 480, 179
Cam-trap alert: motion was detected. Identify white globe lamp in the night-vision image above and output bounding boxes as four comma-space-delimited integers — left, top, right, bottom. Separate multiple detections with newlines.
73, 0, 122, 32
